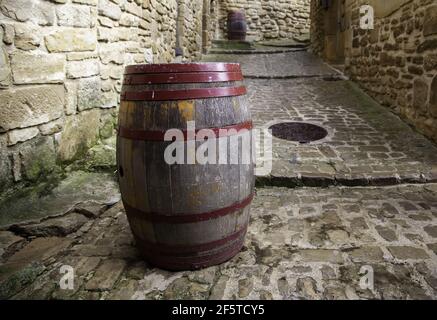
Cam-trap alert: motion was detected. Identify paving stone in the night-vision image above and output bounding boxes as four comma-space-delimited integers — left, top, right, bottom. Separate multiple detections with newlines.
238, 277, 254, 298
0, 262, 45, 299
10, 213, 89, 237
208, 275, 229, 300
297, 249, 343, 263
426, 243, 437, 255
295, 277, 320, 299
375, 226, 398, 242
0, 231, 24, 259
163, 277, 210, 300
6, 237, 71, 268
202, 52, 437, 187
347, 247, 385, 262
2, 44, 437, 301
74, 201, 107, 219
387, 246, 430, 260
424, 225, 437, 238
107, 279, 138, 300
85, 259, 126, 291
71, 244, 112, 257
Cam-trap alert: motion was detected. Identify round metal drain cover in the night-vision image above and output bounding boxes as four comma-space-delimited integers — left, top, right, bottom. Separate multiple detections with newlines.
269, 122, 328, 143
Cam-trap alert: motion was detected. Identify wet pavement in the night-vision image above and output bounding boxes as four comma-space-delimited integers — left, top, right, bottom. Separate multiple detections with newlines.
205, 51, 437, 187
1, 50, 437, 300
1, 184, 437, 299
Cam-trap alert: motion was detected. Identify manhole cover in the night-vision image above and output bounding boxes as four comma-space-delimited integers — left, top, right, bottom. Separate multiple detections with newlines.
269, 122, 328, 143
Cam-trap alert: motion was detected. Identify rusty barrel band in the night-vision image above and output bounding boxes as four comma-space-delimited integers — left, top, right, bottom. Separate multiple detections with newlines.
124, 63, 241, 75
121, 86, 247, 101
134, 225, 247, 256
139, 239, 245, 270
124, 193, 253, 224
117, 120, 253, 141
123, 72, 244, 85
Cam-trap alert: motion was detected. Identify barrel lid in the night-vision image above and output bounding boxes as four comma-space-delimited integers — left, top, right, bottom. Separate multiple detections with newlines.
124, 63, 241, 75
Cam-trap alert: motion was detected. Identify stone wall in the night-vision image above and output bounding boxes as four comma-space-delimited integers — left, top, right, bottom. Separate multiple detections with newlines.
0, 0, 203, 195
177, 0, 203, 59
310, 0, 437, 144
213, 0, 311, 42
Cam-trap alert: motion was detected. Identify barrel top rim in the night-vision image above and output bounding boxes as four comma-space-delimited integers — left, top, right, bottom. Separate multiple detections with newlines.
124, 62, 242, 74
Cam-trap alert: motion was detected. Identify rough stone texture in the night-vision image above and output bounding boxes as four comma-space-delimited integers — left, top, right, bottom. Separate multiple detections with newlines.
0, 0, 55, 26
0, 47, 11, 87
19, 136, 57, 182
0, 170, 120, 227
0, 85, 64, 131
14, 23, 41, 50
45, 29, 97, 53
0, 231, 24, 261
11, 213, 89, 237
212, 0, 310, 42
77, 77, 102, 111
204, 51, 437, 186
7, 127, 39, 146
2, 184, 437, 300
10, 52, 65, 84
56, 4, 93, 28
66, 59, 99, 79
0, 0, 204, 194
57, 109, 101, 162
310, 0, 437, 144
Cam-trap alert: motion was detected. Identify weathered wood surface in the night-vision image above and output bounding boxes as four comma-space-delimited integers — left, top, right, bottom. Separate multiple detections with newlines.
117, 64, 254, 270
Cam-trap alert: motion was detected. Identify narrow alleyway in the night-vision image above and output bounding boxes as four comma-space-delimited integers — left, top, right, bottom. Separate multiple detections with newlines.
1, 49, 437, 300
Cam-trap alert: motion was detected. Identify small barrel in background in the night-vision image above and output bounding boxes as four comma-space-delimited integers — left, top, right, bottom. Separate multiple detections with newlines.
117, 63, 255, 271
227, 11, 247, 41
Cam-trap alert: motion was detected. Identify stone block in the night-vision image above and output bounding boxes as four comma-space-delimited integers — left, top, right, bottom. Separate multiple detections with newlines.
77, 77, 102, 110
0, 231, 24, 259
0, 47, 11, 87
7, 237, 71, 266
19, 136, 57, 181
1, 23, 14, 45
98, 0, 122, 21
14, 23, 41, 50
57, 5, 93, 28
57, 109, 100, 162
45, 28, 97, 52
0, 85, 64, 131
387, 246, 429, 260
297, 249, 343, 263
10, 52, 65, 84
424, 6, 437, 37
124, 1, 142, 17
424, 225, 437, 238
85, 259, 126, 291
413, 78, 429, 114
67, 59, 100, 79
39, 118, 64, 136
11, 213, 89, 237
99, 43, 125, 64
0, 0, 55, 26
424, 54, 437, 72
7, 127, 39, 146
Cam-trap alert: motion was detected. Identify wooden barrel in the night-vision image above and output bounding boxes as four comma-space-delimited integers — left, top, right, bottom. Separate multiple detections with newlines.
117, 63, 254, 270
227, 11, 247, 41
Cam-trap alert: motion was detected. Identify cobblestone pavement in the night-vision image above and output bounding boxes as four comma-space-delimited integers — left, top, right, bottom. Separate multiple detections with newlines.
203, 51, 338, 78
1, 51, 437, 300
1, 184, 437, 299
204, 51, 437, 186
